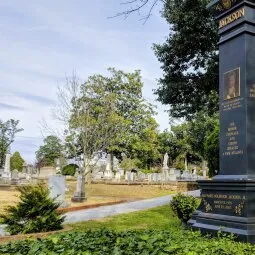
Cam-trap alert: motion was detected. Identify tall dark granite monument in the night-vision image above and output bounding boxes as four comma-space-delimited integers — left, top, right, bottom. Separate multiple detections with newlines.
189, 0, 255, 243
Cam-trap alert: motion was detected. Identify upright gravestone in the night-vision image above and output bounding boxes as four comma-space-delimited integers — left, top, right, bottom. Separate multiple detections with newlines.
48, 175, 66, 206
162, 153, 169, 180
189, 0, 255, 243
104, 154, 113, 179
3, 154, 11, 179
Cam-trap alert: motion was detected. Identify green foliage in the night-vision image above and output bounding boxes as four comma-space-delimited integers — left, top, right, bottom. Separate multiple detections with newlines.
154, 0, 219, 119
187, 112, 218, 160
1, 229, 255, 254
174, 157, 185, 171
36, 136, 63, 167
62, 164, 78, 176
119, 157, 141, 171
205, 123, 220, 177
0, 119, 23, 168
65, 68, 160, 171
162, 113, 219, 170
158, 130, 179, 166
10, 151, 25, 171
170, 193, 200, 223
0, 185, 65, 235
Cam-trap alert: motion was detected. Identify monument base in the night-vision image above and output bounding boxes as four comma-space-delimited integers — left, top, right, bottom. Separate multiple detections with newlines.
71, 192, 87, 202
189, 179, 255, 243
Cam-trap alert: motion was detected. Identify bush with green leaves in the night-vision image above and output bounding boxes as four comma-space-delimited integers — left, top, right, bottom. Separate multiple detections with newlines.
1, 229, 255, 255
62, 164, 78, 176
0, 184, 65, 235
170, 193, 200, 223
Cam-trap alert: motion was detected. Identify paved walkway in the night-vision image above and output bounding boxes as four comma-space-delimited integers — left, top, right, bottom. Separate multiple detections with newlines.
64, 189, 200, 224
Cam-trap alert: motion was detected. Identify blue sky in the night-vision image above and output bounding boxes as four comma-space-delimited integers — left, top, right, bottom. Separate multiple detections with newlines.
0, 0, 170, 163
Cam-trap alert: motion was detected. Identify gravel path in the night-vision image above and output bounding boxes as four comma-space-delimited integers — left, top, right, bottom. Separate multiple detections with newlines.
64, 189, 200, 224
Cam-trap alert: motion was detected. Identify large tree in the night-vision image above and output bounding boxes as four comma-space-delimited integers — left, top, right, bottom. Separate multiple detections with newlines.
35, 136, 63, 167
0, 119, 23, 168
115, 0, 219, 120
153, 0, 219, 119
64, 69, 160, 169
54, 69, 160, 200
100, 68, 160, 167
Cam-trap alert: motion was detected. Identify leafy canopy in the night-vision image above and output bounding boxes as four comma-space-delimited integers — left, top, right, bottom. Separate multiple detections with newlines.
66, 68, 160, 170
154, 0, 219, 119
0, 119, 23, 168
36, 136, 63, 167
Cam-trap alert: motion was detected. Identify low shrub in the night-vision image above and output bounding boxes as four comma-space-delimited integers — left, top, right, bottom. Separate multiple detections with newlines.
0, 184, 65, 235
170, 193, 200, 223
62, 164, 78, 176
0, 229, 255, 255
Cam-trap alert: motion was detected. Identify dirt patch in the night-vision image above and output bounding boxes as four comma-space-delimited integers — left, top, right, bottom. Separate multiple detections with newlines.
0, 226, 72, 244
57, 199, 127, 213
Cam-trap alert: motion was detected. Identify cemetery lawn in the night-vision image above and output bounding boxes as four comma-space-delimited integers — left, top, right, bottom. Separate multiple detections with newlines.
0, 183, 175, 215
0, 187, 20, 214
67, 205, 179, 232
67, 182, 175, 200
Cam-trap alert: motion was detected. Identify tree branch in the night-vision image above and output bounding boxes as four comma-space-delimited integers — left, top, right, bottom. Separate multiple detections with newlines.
110, 0, 163, 24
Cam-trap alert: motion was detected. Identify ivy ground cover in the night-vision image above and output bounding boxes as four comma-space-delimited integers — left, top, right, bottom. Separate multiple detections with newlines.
1, 206, 255, 254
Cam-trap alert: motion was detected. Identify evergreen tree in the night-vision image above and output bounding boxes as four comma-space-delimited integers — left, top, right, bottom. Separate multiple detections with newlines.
0, 185, 65, 235
10, 151, 25, 171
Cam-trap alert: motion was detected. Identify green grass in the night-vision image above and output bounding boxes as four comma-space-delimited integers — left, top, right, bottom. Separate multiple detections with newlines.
67, 205, 180, 232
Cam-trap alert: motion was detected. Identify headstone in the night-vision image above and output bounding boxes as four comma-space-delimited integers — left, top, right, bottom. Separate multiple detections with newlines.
48, 175, 66, 206
127, 171, 132, 183
104, 154, 113, 178
3, 154, 11, 179
169, 168, 177, 181
93, 171, 104, 180
56, 158, 61, 175
115, 172, 121, 183
162, 153, 169, 169
72, 174, 86, 202
130, 172, 135, 182
152, 173, 158, 183
119, 169, 124, 176
11, 169, 19, 179
189, 0, 255, 243
181, 171, 192, 180
148, 174, 152, 183
113, 156, 119, 170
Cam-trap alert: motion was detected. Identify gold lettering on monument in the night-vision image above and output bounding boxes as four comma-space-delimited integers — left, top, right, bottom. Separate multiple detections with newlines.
222, 98, 243, 112
249, 84, 255, 98
202, 193, 246, 215
223, 122, 243, 156
219, 8, 245, 29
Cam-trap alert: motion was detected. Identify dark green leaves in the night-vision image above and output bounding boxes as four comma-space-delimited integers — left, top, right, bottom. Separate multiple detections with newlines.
1, 229, 255, 255
154, 0, 219, 119
0, 185, 65, 235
